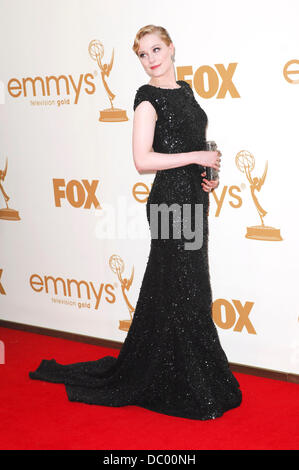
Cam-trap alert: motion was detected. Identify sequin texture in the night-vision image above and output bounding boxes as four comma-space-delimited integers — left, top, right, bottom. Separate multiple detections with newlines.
29, 80, 242, 420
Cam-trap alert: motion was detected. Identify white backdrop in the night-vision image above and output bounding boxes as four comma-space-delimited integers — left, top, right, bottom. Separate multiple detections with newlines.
0, 0, 298, 375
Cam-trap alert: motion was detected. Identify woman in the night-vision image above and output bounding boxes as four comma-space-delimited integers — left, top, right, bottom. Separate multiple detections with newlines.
29, 25, 242, 420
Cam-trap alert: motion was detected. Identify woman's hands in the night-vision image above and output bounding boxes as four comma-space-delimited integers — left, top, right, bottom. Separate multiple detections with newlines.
200, 171, 219, 192
192, 149, 221, 192
194, 150, 222, 170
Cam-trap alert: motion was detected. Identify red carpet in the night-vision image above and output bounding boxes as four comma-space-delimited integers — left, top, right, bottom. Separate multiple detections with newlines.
0, 326, 298, 450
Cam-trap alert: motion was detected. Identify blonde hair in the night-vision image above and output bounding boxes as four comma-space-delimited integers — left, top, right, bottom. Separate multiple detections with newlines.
132, 25, 173, 56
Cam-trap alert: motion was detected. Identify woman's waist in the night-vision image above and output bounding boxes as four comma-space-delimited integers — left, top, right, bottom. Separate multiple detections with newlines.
156, 163, 205, 178
149, 166, 207, 204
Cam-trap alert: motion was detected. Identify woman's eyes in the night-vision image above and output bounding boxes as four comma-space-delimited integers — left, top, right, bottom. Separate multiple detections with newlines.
140, 48, 160, 58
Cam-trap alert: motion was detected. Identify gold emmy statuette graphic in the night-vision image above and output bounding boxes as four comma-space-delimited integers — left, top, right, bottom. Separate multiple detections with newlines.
235, 150, 282, 241
0, 157, 20, 221
109, 254, 135, 331
0, 268, 6, 295
88, 40, 128, 122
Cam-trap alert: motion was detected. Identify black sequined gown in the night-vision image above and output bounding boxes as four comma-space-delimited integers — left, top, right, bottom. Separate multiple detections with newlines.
29, 80, 242, 420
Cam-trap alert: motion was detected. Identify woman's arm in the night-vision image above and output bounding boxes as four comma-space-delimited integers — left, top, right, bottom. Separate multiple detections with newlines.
132, 101, 220, 173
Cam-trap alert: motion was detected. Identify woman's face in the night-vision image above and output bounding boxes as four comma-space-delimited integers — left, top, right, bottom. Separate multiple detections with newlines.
137, 33, 174, 78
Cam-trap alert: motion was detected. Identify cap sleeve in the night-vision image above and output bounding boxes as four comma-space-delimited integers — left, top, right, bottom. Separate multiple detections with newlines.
133, 86, 159, 113
180, 80, 194, 97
